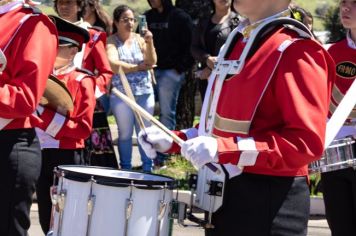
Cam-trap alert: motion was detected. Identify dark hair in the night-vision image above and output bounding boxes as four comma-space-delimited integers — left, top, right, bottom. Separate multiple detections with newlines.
53, 0, 87, 20
290, 4, 314, 29
112, 5, 134, 34
86, 0, 112, 35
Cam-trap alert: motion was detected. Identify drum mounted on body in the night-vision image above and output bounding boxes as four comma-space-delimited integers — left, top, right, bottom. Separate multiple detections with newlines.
47, 165, 177, 236
309, 137, 356, 173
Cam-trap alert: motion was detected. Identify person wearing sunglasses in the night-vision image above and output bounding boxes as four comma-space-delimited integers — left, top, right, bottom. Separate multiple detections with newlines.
106, 5, 157, 173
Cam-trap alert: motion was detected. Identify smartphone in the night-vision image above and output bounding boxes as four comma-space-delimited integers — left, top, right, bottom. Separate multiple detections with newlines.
138, 15, 147, 37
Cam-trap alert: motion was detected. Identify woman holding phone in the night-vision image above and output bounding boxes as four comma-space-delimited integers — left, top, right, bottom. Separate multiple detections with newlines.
106, 5, 157, 172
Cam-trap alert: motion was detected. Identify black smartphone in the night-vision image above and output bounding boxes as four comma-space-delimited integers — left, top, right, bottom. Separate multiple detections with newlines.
138, 15, 147, 36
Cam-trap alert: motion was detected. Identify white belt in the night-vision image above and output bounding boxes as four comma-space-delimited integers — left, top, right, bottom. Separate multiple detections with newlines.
0, 117, 12, 130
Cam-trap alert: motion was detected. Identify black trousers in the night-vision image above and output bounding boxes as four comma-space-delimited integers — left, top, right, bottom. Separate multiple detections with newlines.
321, 168, 356, 236
35, 148, 85, 234
206, 173, 310, 236
0, 128, 42, 236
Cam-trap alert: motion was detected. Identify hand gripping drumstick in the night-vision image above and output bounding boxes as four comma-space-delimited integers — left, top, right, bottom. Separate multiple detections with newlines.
111, 87, 221, 174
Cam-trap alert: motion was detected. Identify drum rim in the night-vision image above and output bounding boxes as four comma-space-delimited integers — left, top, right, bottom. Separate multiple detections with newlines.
56, 165, 176, 189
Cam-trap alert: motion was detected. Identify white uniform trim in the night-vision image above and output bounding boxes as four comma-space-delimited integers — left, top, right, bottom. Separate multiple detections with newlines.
75, 73, 86, 82
36, 105, 44, 115
0, 117, 12, 130
95, 85, 104, 98
181, 127, 198, 140
237, 137, 258, 167
45, 112, 66, 137
35, 127, 60, 149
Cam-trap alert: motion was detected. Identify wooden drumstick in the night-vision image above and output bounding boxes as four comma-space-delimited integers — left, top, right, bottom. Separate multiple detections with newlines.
111, 87, 220, 174
118, 67, 146, 131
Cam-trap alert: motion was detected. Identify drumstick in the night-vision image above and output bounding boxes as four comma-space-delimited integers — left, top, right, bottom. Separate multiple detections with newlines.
111, 88, 220, 174
118, 67, 146, 131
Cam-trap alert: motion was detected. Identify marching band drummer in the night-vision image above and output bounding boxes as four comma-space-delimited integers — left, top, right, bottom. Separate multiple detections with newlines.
0, 0, 57, 235
138, 0, 335, 235
35, 16, 96, 234
321, 1, 356, 235
53, 0, 118, 168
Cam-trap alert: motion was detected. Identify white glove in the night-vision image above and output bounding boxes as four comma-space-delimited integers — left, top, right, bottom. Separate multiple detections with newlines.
137, 125, 173, 159
181, 136, 218, 169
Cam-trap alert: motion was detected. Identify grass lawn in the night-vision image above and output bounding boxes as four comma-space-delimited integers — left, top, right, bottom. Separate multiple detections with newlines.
153, 155, 197, 190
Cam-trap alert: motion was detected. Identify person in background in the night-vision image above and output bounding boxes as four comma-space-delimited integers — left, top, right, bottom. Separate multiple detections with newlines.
191, 0, 239, 101
289, 3, 314, 31
83, 0, 112, 35
0, 1, 57, 235
138, 0, 335, 235
54, 0, 118, 167
144, 0, 194, 168
107, 5, 157, 173
321, 1, 356, 235
35, 16, 96, 234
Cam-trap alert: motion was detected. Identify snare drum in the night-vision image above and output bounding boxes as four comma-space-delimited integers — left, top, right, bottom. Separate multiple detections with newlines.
309, 137, 356, 173
50, 166, 175, 236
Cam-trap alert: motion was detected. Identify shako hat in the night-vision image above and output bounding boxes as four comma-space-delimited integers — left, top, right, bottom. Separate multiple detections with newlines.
49, 15, 90, 50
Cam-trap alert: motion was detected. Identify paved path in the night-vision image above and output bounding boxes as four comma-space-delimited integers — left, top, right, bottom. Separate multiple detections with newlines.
29, 203, 330, 236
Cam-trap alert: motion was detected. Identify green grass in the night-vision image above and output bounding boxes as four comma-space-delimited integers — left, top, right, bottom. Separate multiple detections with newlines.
294, 0, 336, 30
153, 155, 197, 190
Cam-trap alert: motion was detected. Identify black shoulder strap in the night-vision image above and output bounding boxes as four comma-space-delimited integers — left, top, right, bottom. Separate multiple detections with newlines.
76, 67, 95, 76
247, 18, 313, 59
223, 17, 313, 61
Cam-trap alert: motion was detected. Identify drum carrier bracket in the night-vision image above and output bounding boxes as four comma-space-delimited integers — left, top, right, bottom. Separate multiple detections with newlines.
207, 180, 223, 197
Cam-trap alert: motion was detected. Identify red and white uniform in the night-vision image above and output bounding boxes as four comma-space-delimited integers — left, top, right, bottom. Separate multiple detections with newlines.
0, 1, 57, 130
170, 16, 335, 177
36, 66, 96, 149
75, 21, 113, 98
326, 33, 356, 139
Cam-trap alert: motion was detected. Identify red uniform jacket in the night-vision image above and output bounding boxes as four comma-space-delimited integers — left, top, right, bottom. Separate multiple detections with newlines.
82, 27, 113, 97
0, 3, 57, 130
170, 26, 335, 177
36, 68, 96, 149
327, 38, 356, 121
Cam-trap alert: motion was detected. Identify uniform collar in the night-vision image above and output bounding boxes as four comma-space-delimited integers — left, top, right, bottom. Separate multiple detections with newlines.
53, 62, 76, 76
237, 9, 291, 40
0, 0, 23, 14
74, 18, 91, 30
346, 30, 356, 50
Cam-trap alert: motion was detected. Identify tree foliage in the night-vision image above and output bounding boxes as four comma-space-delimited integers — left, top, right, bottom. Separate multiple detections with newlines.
323, 6, 346, 42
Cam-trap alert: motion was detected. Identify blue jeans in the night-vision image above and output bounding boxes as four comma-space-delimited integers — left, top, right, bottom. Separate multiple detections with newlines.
154, 69, 185, 130
110, 92, 155, 172
154, 69, 185, 164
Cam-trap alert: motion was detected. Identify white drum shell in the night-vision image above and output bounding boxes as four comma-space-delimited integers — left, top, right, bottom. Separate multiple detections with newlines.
52, 178, 90, 236
52, 167, 173, 236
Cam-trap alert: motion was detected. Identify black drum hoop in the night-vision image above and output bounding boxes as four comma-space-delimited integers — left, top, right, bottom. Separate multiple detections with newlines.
56, 165, 176, 189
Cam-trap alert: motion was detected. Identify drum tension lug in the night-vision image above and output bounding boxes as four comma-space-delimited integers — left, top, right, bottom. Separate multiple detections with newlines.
188, 174, 198, 190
